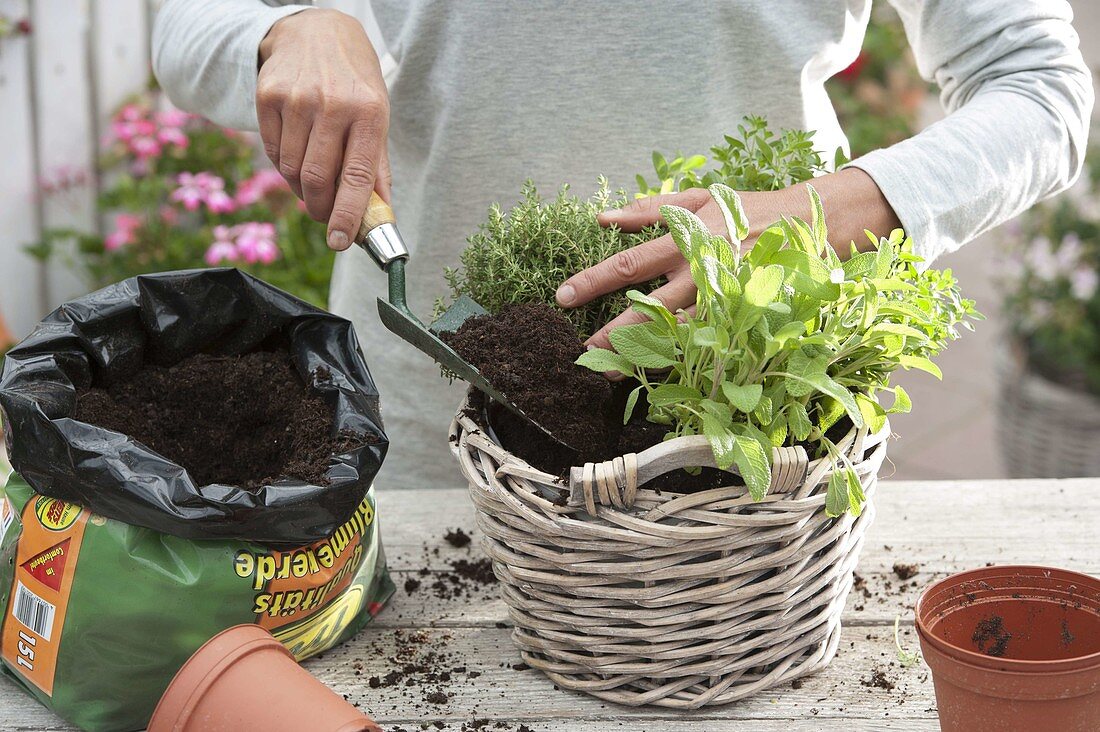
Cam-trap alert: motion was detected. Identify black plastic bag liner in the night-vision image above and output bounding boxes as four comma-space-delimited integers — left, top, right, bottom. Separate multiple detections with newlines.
0, 268, 388, 545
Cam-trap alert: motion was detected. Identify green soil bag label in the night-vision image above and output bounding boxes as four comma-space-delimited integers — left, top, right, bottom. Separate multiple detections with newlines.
0, 470, 395, 732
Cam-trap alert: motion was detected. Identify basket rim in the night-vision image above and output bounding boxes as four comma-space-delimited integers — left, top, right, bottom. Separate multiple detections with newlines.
453, 386, 890, 489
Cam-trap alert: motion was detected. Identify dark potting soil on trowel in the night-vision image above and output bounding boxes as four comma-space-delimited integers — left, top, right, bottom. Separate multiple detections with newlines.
75, 349, 372, 490
444, 302, 728, 492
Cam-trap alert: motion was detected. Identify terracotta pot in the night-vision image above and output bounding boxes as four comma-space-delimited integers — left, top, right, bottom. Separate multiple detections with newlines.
148, 624, 381, 732
915, 565, 1100, 731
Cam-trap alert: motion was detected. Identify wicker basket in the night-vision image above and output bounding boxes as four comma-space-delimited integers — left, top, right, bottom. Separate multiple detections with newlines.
997, 344, 1100, 478
449, 388, 889, 708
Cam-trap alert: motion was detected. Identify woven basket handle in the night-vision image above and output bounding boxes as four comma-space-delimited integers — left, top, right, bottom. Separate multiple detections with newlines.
566, 435, 808, 514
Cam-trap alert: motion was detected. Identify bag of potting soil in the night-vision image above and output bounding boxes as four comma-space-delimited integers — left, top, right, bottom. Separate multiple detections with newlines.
0, 269, 395, 731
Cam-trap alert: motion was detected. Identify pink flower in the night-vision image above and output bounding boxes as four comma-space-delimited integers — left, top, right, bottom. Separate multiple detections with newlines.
1070, 268, 1098, 301
206, 190, 236, 213
129, 136, 162, 159
117, 104, 145, 123
157, 126, 189, 149
170, 172, 206, 211
170, 172, 235, 212
155, 109, 193, 128
1026, 236, 1060, 281
1056, 233, 1082, 270
235, 168, 290, 207
204, 225, 240, 265
105, 213, 143, 251
234, 222, 280, 264
112, 118, 156, 145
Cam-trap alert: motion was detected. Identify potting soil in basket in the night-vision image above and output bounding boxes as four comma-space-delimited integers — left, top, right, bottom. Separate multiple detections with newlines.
0, 270, 395, 732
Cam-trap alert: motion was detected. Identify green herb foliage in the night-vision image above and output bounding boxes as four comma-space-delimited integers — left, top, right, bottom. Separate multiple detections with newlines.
636, 115, 846, 197
577, 184, 979, 516
440, 179, 660, 339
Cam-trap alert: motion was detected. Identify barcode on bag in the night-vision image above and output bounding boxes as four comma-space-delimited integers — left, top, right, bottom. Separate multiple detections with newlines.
11, 582, 55, 641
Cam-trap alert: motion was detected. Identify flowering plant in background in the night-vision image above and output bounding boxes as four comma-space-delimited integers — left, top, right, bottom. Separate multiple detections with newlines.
28, 92, 334, 308
999, 151, 1100, 395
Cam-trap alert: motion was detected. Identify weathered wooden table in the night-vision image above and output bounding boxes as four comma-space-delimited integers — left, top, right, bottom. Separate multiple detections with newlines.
1, 479, 1097, 731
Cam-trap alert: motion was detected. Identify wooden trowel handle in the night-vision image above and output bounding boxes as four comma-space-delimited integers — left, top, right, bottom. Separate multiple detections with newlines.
357, 191, 396, 241
356, 192, 408, 268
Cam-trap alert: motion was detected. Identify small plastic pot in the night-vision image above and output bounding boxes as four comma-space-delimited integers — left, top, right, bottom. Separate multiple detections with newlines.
148, 624, 381, 732
915, 565, 1100, 731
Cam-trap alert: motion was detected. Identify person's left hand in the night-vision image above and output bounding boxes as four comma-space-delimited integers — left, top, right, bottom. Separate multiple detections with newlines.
553, 187, 800, 349
554, 168, 900, 349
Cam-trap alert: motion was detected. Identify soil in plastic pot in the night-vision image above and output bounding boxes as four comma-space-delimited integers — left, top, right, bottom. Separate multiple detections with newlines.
915, 565, 1100, 732
75, 347, 374, 490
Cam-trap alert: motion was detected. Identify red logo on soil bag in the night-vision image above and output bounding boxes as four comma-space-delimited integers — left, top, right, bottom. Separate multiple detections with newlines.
33, 498, 82, 532
21, 539, 71, 592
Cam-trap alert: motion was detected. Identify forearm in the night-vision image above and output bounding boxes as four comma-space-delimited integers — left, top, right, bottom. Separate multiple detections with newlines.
152, 0, 313, 130
743, 168, 901, 255
854, 0, 1092, 264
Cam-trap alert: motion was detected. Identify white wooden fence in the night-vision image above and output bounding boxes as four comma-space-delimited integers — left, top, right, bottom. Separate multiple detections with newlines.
0, 0, 152, 341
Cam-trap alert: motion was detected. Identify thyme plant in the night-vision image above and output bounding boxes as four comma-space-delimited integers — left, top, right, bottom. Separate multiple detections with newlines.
440, 179, 659, 338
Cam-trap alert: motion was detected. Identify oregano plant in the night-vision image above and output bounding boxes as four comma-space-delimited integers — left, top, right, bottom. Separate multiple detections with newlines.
636, 115, 848, 197
577, 184, 979, 517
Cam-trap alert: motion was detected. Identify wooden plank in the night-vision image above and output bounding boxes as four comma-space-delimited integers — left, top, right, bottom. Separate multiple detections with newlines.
0, 625, 934, 730
0, 0, 44, 340
89, 0, 148, 123
310, 622, 937, 726
29, 0, 98, 309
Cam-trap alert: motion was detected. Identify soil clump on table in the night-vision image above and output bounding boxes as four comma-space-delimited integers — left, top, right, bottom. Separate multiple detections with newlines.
74, 349, 372, 490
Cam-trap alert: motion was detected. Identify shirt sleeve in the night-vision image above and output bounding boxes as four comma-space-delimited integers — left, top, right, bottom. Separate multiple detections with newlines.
152, 0, 315, 131
848, 0, 1093, 265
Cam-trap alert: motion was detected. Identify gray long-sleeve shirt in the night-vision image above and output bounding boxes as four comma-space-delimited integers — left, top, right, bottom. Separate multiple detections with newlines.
153, 1, 1092, 490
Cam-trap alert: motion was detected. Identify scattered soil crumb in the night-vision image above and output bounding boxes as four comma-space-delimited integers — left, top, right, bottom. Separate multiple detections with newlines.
445, 528, 473, 548
892, 562, 919, 581
972, 615, 1012, 657
1061, 618, 1075, 647
424, 690, 449, 705
404, 577, 421, 594
861, 666, 896, 691
791, 678, 805, 689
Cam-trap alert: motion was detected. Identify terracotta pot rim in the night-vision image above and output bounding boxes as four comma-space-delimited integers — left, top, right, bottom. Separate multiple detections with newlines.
150, 624, 292, 730
915, 565, 1100, 673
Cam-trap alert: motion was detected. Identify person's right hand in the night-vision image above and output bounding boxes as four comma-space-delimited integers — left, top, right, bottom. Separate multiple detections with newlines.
257, 9, 390, 251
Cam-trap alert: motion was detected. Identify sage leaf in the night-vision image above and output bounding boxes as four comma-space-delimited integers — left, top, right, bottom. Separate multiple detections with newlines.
576, 348, 635, 375
825, 471, 850, 517
648, 383, 702, 406
722, 382, 763, 413
609, 323, 677, 368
